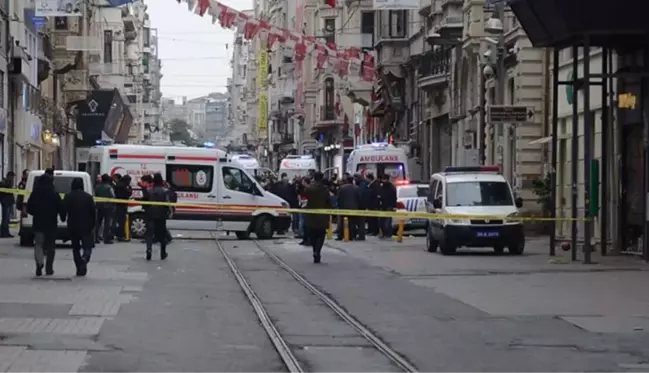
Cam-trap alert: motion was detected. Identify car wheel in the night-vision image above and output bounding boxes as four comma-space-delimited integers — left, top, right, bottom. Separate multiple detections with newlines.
19, 232, 34, 247
235, 231, 250, 240
426, 225, 438, 253
493, 245, 504, 254
130, 213, 147, 239
508, 243, 525, 255
254, 215, 273, 239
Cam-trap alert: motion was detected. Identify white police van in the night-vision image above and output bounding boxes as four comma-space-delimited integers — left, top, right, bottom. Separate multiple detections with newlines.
425, 166, 524, 255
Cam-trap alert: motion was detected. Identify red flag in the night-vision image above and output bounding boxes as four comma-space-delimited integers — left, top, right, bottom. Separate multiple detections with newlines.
326, 0, 336, 7
218, 6, 237, 28
343, 114, 350, 135
197, 0, 210, 15
268, 33, 281, 48
294, 43, 307, 61
316, 51, 327, 69
346, 47, 361, 59
243, 20, 260, 39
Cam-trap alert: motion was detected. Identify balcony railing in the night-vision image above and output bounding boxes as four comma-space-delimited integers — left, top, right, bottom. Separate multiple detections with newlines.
418, 48, 451, 78
319, 106, 336, 121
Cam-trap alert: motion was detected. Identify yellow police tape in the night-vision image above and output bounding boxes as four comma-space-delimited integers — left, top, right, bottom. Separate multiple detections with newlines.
0, 187, 587, 222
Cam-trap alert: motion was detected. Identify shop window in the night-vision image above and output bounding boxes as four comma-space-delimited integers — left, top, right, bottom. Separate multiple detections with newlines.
166, 164, 213, 192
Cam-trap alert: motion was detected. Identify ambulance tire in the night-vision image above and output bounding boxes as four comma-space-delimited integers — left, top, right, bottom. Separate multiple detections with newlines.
254, 215, 274, 240
130, 213, 147, 239
235, 231, 251, 240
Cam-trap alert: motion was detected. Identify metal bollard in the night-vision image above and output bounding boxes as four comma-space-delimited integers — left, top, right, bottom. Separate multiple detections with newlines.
343, 217, 350, 241
395, 218, 405, 243
125, 214, 130, 241
326, 216, 333, 240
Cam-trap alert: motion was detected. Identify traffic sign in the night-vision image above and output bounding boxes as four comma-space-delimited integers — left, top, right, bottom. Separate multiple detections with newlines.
488, 105, 534, 124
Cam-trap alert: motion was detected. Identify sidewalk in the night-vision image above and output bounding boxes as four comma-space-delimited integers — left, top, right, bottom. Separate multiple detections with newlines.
0, 237, 149, 372
320, 236, 649, 333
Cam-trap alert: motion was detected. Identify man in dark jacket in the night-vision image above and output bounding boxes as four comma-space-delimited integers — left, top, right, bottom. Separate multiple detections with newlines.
27, 174, 64, 276
304, 172, 331, 263
379, 174, 398, 239
142, 173, 171, 261
62, 178, 96, 276
0, 171, 15, 238
15, 169, 29, 221
336, 175, 362, 240
95, 174, 115, 244
113, 174, 132, 241
366, 173, 381, 235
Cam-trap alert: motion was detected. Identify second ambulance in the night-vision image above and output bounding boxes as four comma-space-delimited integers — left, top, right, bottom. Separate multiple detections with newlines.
346, 143, 409, 183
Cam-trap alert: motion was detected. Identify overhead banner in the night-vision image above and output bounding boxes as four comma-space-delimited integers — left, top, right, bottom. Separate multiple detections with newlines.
36, 0, 82, 16
257, 48, 268, 137
373, 0, 419, 9
258, 94, 268, 137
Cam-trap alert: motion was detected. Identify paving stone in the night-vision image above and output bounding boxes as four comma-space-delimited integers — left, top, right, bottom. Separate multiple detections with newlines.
0, 346, 26, 372
5, 350, 87, 372
0, 317, 105, 335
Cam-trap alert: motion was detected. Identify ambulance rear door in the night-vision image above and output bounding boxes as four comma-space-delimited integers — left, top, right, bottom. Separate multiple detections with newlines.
165, 154, 222, 231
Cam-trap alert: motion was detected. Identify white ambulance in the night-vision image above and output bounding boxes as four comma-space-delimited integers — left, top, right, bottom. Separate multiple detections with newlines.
86, 144, 291, 239
346, 143, 409, 183
278, 155, 318, 179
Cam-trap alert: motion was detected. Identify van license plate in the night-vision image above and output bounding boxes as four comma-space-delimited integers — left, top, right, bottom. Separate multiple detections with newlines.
477, 231, 499, 238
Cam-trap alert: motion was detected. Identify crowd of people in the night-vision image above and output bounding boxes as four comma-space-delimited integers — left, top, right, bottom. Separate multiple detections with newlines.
261, 170, 398, 263
1, 169, 177, 278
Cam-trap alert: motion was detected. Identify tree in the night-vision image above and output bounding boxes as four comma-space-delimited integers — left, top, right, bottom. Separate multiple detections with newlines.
167, 119, 196, 146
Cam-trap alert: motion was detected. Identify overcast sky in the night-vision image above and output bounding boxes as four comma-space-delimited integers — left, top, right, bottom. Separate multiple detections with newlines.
144, 0, 253, 100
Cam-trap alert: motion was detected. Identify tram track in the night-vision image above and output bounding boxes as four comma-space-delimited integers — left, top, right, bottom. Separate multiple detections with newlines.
213, 235, 418, 373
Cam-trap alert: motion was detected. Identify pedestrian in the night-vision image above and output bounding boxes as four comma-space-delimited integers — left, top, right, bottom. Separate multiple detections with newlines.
298, 177, 311, 245
0, 171, 16, 238
15, 169, 29, 220
366, 173, 380, 235
142, 173, 171, 261
353, 173, 367, 240
27, 173, 64, 276
113, 174, 132, 241
94, 174, 115, 244
304, 171, 331, 263
163, 180, 176, 244
336, 175, 362, 240
379, 174, 397, 239
62, 178, 96, 276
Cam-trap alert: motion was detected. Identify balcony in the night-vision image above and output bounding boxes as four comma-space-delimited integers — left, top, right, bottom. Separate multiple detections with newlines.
433, 16, 463, 40
122, 8, 136, 32
313, 105, 343, 132
62, 70, 89, 92
417, 48, 451, 90
89, 62, 123, 75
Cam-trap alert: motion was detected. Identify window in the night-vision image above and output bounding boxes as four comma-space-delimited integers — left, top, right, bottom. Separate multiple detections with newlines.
166, 164, 214, 192
0, 71, 4, 109
389, 10, 407, 38
35, 175, 82, 194
397, 185, 429, 198
356, 163, 406, 181
222, 166, 254, 194
508, 78, 515, 105
103, 30, 113, 63
361, 12, 374, 34
446, 181, 513, 207
143, 27, 150, 47
324, 77, 334, 119
435, 181, 444, 200
428, 179, 438, 203
323, 18, 335, 45
54, 17, 68, 30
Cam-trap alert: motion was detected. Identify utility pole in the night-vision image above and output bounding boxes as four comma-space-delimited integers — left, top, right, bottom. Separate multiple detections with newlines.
494, 1, 508, 180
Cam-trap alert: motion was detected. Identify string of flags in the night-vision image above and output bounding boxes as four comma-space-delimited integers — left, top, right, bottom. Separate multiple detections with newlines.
175, 0, 376, 81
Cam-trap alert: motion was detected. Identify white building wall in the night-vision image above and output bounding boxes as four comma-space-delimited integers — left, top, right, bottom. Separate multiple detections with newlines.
10, 0, 43, 173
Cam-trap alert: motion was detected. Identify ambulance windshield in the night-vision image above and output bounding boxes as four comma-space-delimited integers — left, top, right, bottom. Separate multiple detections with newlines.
356, 163, 405, 180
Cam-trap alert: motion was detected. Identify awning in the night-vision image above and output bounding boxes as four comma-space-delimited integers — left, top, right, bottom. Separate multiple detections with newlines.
528, 133, 568, 145
509, 0, 649, 48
